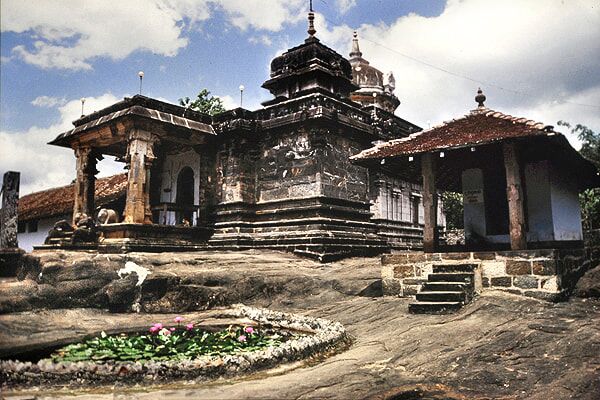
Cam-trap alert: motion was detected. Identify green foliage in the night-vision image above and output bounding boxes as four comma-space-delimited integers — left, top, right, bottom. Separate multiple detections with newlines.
179, 89, 226, 115
50, 325, 290, 363
441, 191, 464, 230
558, 121, 600, 230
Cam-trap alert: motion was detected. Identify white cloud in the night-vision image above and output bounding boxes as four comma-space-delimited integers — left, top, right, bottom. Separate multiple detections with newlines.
1, 0, 306, 71
217, 95, 238, 110
314, 0, 600, 147
0, 94, 124, 195
335, 0, 357, 14
31, 95, 66, 108
249, 35, 273, 46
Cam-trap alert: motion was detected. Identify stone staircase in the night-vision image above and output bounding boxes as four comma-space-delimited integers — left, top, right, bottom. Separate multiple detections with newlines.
409, 264, 477, 314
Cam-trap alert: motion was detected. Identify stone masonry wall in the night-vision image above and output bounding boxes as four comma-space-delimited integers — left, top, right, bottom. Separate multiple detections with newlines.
382, 249, 588, 302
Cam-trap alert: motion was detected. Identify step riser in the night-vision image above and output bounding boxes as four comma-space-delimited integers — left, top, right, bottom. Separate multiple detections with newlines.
409, 303, 462, 314
428, 273, 474, 284
433, 264, 478, 273
422, 283, 466, 292
416, 292, 465, 302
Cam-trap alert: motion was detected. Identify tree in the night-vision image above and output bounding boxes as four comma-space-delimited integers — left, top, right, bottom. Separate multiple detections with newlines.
441, 191, 464, 230
179, 89, 226, 115
558, 121, 600, 230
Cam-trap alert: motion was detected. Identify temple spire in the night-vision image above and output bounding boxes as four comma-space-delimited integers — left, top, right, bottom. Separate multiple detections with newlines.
350, 31, 362, 59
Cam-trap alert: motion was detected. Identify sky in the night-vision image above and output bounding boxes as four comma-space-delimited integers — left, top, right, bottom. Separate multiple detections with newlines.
1, 0, 599, 195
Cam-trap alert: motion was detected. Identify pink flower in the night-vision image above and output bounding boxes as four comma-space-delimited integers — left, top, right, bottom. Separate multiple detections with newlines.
149, 326, 159, 334
244, 326, 254, 334
153, 323, 163, 329
185, 323, 194, 331
170, 327, 176, 332
159, 328, 171, 336
237, 335, 247, 342
174, 316, 184, 324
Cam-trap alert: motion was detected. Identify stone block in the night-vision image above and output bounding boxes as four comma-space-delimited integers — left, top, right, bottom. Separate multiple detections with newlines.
402, 285, 419, 296
514, 276, 539, 289
490, 276, 512, 287
523, 290, 562, 302
402, 278, 427, 285
381, 254, 408, 265
393, 265, 415, 278
382, 278, 402, 296
541, 277, 558, 292
425, 253, 442, 261
472, 251, 497, 260
481, 261, 507, 277
532, 260, 557, 276
506, 260, 531, 275
406, 253, 427, 263
442, 252, 471, 260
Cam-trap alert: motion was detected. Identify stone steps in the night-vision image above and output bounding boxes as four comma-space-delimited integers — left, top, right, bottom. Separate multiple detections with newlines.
408, 301, 463, 314
409, 263, 477, 314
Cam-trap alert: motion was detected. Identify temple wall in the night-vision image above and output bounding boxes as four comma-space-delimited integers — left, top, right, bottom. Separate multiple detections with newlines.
257, 129, 322, 203
217, 137, 257, 204
320, 132, 369, 203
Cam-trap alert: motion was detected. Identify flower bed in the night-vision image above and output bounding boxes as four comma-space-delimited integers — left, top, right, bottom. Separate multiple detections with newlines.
0, 305, 348, 388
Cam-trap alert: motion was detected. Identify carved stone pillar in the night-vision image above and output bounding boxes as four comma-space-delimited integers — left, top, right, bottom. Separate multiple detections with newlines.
73, 146, 97, 224
421, 153, 438, 253
0, 171, 20, 248
503, 142, 527, 250
123, 130, 158, 224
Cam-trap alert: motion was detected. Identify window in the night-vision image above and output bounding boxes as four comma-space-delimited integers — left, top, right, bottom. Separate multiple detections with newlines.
17, 221, 26, 233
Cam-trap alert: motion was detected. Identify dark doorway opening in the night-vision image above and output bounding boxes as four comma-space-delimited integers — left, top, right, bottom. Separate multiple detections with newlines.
176, 167, 195, 225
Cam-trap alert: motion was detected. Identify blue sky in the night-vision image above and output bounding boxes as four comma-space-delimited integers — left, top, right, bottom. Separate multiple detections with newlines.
1, 0, 599, 194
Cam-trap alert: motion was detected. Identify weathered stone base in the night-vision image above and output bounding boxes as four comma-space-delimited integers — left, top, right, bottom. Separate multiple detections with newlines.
209, 197, 388, 261
371, 219, 424, 251
382, 248, 589, 301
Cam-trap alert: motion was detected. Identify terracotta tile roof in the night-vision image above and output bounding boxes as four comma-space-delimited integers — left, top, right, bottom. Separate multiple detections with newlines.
351, 107, 558, 160
18, 173, 127, 221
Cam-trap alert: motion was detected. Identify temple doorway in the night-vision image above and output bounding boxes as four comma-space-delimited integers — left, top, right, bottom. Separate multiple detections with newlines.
176, 167, 195, 225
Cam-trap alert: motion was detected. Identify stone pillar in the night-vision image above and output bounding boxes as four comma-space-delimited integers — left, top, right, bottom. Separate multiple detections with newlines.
503, 142, 527, 250
421, 153, 438, 252
123, 130, 158, 224
0, 171, 20, 248
73, 147, 97, 223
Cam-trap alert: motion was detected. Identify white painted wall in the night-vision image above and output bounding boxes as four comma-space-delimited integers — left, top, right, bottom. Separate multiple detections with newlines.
550, 165, 583, 241
524, 161, 554, 241
462, 168, 486, 239
157, 150, 201, 225
18, 215, 70, 251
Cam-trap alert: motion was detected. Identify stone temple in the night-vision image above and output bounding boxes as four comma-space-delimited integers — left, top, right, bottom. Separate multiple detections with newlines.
45, 13, 441, 261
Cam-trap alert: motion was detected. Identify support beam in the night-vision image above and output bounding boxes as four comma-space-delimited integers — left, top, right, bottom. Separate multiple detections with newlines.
73, 146, 97, 224
421, 153, 438, 252
503, 142, 527, 250
123, 130, 158, 224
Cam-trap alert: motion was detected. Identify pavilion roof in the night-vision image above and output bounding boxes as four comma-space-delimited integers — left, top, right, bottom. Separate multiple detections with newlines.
18, 173, 127, 222
351, 106, 558, 160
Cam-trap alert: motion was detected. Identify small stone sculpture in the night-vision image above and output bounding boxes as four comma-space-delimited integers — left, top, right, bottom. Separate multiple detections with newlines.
71, 213, 98, 244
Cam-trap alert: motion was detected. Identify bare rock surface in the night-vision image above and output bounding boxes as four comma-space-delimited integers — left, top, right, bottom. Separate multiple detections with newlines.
0, 250, 381, 314
574, 264, 600, 298
1, 251, 599, 399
